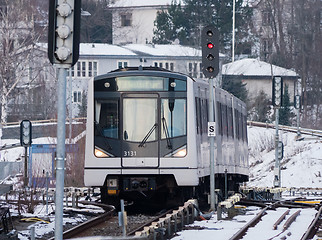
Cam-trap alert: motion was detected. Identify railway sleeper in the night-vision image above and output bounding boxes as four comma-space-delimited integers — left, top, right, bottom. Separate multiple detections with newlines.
217, 193, 243, 220
135, 199, 199, 240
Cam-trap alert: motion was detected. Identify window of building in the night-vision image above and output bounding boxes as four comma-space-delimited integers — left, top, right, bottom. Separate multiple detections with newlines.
73, 91, 82, 103
262, 38, 272, 60
262, 10, 272, 26
154, 61, 174, 71
69, 61, 98, 78
82, 62, 86, 77
188, 62, 202, 78
118, 61, 128, 69
77, 62, 81, 77
120, 13, 132, 27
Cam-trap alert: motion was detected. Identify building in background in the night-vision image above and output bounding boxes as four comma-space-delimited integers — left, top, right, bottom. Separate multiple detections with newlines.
222, 58, 299, 103
110, 0, 175, 45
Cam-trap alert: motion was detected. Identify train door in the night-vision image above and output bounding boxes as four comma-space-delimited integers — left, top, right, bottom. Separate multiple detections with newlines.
121, 93, 159, 167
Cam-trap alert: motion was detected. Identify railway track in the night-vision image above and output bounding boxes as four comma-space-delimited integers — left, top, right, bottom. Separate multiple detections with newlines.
230, 199, 322, 240
50, 199, 199, 240
248, 120, 322, 138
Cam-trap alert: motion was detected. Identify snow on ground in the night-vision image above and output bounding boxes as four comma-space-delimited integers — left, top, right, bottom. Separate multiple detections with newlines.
171, 207, 318, 240
247, 126, 322, 188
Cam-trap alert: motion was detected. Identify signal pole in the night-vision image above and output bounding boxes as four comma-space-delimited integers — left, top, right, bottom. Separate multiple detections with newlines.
202, 26, 219, 210
48, 1, 81, 239
272, 76, 283, 189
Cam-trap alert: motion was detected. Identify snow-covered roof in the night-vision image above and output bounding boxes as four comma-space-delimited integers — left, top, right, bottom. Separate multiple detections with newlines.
123, 44, 201, 57
110, 0, 178, 8
79, 43, 204, 58
80, 43, 137, 56
222, 58, 298, 77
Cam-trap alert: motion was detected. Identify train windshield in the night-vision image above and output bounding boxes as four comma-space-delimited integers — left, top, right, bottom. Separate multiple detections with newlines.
123, 98, 157, 142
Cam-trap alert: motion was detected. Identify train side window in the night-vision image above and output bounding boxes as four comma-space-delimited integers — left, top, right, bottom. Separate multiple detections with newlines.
239, 112, 243, 140
243, 115, 248, 142
216, 101, 223, 136
198, 98, 203, 134
234, 109, 239, 139
95, 100, 119, 139
228, 107, 234, 137
222, 104, 228, 137
195, 97, 201, 135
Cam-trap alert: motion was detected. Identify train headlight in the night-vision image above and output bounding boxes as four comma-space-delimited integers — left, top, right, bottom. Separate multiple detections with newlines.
165, 145, 187, 157
94, 147, 114, 158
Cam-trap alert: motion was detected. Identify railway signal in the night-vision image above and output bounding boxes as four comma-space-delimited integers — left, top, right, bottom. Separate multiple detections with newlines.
277, 141, 284, 160
294, 95, 301, 109
272, 76, 283, 107
20, 120, 32, 147
202, 26, 219, 78
48, 0, 81, 66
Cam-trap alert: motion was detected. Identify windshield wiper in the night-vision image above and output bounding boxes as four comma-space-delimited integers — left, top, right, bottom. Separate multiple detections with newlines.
138, 123, 158, 147
94, 121, 112, 150
162, 117, 172, 149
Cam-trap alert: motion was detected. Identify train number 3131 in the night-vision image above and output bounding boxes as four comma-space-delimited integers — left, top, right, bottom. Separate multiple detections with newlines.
124, 151, 137, 157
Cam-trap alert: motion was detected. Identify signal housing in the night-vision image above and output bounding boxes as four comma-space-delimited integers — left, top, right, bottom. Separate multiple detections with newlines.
202, 26, 219, 78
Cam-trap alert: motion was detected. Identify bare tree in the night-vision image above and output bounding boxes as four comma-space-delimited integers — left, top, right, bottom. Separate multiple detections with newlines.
0, 0, 53, 123
252, 0, 322, 128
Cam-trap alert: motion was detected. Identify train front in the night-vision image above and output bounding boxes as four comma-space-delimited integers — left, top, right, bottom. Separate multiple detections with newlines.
84, 68, 198, 204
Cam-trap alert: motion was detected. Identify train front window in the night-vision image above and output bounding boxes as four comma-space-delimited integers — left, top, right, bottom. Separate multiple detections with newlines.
123, 98, 157, 142
161, 99, 187, 138
95, 100, 119, 139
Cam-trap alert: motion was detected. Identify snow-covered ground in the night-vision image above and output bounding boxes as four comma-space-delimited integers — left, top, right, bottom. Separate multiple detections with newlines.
1, 126, 321, 239
247, 126, 322, 188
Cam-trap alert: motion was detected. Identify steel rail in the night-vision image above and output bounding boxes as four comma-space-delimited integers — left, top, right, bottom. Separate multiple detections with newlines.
229, 201, 281, 240
247, 121, 322, 138
300, 204, 322, 240
48, 201, 115, 240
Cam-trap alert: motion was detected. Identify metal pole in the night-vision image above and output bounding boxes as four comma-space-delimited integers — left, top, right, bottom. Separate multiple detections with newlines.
69, 69, 72, 142
232, 0, 236, 62
297, 108, 300, 137
55, 66, 68, 240
209, 77, 216, 210
224, 169, 228, 199
46, 172, 49, 215
120, 199, 127, 236
24, 146, 28, 187
273, 108, 280, 188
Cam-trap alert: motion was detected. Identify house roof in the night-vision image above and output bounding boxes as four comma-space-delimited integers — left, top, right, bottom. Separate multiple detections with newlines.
79, 43, 208, 58
80, 43, 137, 56
123, 44, 201, 57
222, 58, 298, 77
110, 0, 179, 8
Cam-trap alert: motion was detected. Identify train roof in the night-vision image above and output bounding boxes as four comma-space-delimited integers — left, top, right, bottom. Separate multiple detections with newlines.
94, 66, 195, 82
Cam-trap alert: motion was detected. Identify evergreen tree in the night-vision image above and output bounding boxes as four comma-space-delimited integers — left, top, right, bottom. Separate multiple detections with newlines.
153, 0, 253, 52
80, 0, 112, 43
250, 90, 271, 123
279, 85, 292, 126
153, 3, 190, 44
222, 76, 248, 103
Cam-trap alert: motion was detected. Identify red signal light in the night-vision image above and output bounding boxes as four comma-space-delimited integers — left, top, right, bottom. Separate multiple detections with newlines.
207, 43, 214, 49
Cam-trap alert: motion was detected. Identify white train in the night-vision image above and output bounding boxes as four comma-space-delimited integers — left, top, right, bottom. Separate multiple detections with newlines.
84, 67, 248, 205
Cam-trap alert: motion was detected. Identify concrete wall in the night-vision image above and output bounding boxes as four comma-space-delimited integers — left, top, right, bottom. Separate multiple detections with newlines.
243, 78, 295, 103
112, 8, 159, 44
